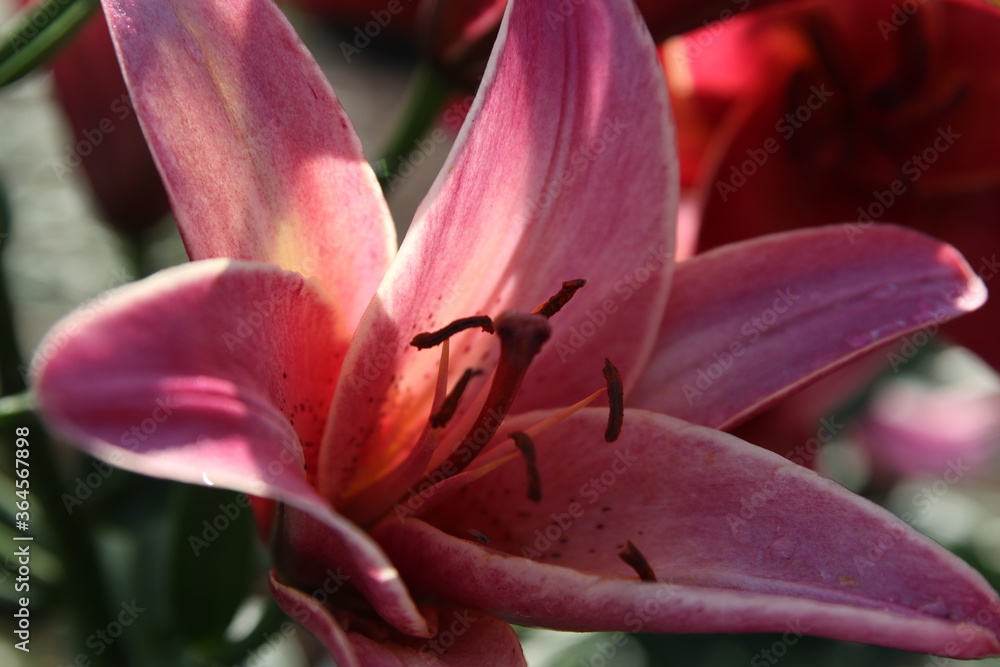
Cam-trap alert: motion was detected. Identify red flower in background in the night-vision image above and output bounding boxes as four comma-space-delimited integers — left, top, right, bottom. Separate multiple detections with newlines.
666, 0, 1000, 368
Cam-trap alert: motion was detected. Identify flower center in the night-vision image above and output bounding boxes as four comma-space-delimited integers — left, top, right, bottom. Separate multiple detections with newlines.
341, 280, 623, 526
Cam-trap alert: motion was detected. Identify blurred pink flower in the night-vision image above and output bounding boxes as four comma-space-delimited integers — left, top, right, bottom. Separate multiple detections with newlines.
859, 379, 1000, 480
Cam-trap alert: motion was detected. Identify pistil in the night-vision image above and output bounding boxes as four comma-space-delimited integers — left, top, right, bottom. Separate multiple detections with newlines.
433, 311, 552, 479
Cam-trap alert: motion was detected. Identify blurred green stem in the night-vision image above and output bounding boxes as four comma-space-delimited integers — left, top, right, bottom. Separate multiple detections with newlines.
0, 393, 131, 666
0, 0, 100, 88
375, 65, 453, 192
0, 264, 24, 396
0, 181, 25, 396
122, 229, 154, 279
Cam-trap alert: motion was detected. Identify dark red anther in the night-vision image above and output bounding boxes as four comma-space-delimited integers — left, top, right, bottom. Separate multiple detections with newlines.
510, 431, 541, 503
410, 316, 495, 349
430, 368, 484, 429
618, 540, 657, 582
533, 279, 587, 318
603, 358, 624, 442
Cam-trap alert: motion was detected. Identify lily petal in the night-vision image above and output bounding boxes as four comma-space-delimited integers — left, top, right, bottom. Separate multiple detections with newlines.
376, 409, 1000, 657
32, 260, 428, 637
858, 379, 1000, 478
100, 0, 395, 325
277, 506, 432, 637
321, 0, 677, 499
629, 224, 987, 429
350, 610, 526, 666
271, 569, 525, 666
270, 570, 360, 667
33, 259, 339, 489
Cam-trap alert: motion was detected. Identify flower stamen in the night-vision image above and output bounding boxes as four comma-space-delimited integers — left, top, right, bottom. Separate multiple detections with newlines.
430, 368, 484, 429
532, 279, 587, 318
431, 338, 451, 416
521, 387, 607, 440
410, 315, 494, 349
368, 281, 621, 526
467, 358, 623, 504
434, 311, 552, 479
509, 431, 541, 503
618, 540, 657, 582
603, 358, 624, 442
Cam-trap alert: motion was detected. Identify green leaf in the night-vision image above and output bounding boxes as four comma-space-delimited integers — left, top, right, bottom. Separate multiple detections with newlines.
0, 0, 100, 88
0, 179, 25, 396
165, 484, 258, 643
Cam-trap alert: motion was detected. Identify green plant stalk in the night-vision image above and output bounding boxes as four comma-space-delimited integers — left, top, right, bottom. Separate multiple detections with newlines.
374, 65, 454, 192
0, 181, 24, 396
0, 262, 24, 396
0, 393, 132, 666
0, 0, 100, 88
121, 228, 154, 280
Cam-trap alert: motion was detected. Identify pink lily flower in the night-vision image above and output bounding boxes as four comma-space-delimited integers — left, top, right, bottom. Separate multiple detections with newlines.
31, 0, 1000, 663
